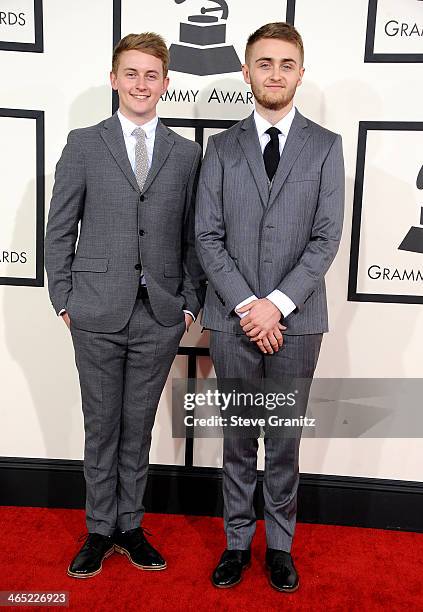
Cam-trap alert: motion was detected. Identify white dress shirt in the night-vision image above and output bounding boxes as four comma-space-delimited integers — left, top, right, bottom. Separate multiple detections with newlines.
235, 106, 297, 320
117, 110, 157, 173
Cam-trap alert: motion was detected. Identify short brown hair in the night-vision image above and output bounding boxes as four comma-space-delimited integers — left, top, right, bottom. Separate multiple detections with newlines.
112, 32, 169, 76
245, 22, 304, 66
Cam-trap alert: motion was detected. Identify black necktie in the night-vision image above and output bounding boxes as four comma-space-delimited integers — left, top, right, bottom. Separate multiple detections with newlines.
263, 127, 281, 181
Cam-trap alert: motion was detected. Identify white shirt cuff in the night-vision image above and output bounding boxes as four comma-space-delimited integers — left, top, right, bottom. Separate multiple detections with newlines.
266, 290, 296, 318
183, 310, 195, 322
235, 295, 258, 319
58, 309, 66, 316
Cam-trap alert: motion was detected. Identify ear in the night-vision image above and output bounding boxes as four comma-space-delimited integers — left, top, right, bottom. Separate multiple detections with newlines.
242, 63, 251, 85
110, 71, 118, 91
162, 75, 170, 95
297, 66, 305, 87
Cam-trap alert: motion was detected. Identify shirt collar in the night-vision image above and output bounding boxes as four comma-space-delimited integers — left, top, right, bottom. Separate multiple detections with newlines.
253, 105, 296, 139
117, 110, 158, 139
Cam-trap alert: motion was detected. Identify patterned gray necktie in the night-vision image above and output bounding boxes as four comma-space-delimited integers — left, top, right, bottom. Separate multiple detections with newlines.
132, 127, 149, 191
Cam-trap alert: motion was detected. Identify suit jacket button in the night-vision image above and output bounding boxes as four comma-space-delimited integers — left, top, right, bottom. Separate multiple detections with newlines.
140, 195, 145, 202
134, 263, 141, 270
139, 229, 145, 236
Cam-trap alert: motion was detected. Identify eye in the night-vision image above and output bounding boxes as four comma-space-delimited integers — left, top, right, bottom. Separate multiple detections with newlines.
259, 63, 271, 69
283, 64, 293, 70
146, 73, 158, 80
126, 72, 136, 78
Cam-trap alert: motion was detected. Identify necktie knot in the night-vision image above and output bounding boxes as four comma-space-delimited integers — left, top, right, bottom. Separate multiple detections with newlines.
132, 126, 146, 141
265, 127, 281, 141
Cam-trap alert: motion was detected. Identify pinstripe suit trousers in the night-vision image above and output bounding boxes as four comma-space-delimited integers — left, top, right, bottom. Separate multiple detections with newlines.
210, 330, 322, 551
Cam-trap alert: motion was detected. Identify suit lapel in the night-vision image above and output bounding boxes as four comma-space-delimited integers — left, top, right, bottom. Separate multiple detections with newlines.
237, 113, 269, 208
101, 114, 139, 193
142, 120, 174, 194
267, 110, 311, 210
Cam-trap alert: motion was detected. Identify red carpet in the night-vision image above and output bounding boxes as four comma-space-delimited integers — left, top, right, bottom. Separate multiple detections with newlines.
0, 507, 422, 611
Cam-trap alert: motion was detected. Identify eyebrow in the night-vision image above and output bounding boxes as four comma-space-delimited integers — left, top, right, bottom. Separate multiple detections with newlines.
255, 57, 297, 65
123, 67, 159, 74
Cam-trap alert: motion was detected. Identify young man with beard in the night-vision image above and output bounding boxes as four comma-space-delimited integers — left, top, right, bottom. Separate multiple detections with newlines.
45, 33, 203, 578
196, 22, 344, 592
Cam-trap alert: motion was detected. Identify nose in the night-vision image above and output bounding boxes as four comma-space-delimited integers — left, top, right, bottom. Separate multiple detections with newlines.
269, 66, 282, 81
134, 75, 148, 90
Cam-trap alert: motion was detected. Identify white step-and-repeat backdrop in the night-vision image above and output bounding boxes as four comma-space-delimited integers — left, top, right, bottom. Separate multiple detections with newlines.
1, 0, 422, 481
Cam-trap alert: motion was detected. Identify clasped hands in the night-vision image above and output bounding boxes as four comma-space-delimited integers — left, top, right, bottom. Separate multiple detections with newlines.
237, 299, 286, 355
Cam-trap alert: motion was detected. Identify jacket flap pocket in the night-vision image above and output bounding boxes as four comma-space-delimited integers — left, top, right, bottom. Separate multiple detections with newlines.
164, 262, 182, 277
71, 257, 109, 272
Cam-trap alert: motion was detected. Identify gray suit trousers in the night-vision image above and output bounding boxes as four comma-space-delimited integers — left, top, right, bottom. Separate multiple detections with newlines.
71, 295, 185, 536
209, 331, 322, 552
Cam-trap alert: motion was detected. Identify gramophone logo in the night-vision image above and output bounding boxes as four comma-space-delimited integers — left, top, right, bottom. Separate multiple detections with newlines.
399, 165, 423, 254
169, 0, 241, 76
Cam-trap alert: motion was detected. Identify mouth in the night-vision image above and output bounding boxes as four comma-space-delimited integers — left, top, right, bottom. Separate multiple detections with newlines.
131, 94, 150, 100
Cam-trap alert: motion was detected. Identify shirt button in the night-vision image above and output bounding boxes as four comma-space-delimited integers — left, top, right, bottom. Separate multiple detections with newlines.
139, 229, 145, 236
134, 264, 141, 270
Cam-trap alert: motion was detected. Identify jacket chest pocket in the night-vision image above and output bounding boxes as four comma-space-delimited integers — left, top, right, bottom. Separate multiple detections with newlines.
286, 172, 320, 183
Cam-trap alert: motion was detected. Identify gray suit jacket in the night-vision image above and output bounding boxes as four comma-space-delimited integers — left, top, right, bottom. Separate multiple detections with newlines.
45, 114, 204, 332
195, 110, 345, 335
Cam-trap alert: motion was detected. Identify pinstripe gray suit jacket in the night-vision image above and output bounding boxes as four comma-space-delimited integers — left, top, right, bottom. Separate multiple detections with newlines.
195, 109, 345, 335
45, 114, 203, 333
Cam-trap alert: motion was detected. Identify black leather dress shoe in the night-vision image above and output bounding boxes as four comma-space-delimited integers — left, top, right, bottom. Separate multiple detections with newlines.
113, 527, 166, 570
266, 549, 299, 592
211, 549, 251, 588
67, 533, 114, 578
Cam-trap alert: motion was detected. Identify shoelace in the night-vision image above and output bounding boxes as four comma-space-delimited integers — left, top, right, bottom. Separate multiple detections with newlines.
225, 558, 242, 568
77, 533, 111, 553
222, 552, 244, 566
140, 527, 153, 538
271, 552, 290, 571
77, 527, 154, 548
128, 526, 154, 549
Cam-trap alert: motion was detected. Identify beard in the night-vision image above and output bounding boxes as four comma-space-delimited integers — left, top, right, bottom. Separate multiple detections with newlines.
251, 82, 296, 111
